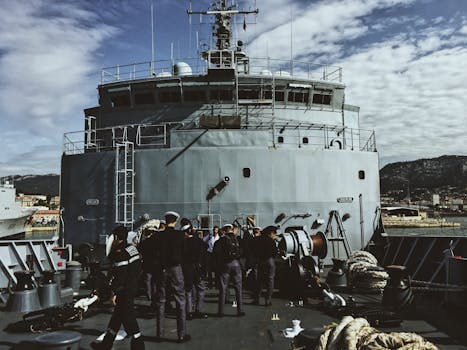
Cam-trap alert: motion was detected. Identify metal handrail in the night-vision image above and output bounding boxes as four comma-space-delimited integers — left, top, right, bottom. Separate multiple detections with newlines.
63, 120, 375, 155
100, 57, 343, 84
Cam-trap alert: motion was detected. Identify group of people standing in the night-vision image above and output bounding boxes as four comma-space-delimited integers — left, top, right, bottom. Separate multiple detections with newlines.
92, 211, 279, 350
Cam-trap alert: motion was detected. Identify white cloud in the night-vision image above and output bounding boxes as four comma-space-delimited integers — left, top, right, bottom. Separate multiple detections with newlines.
248, 0, 467, 165
0, 0, 118, 176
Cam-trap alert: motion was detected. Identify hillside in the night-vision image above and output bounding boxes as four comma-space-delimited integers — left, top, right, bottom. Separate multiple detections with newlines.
380, 155, 467, 202
1, 174, 60, 196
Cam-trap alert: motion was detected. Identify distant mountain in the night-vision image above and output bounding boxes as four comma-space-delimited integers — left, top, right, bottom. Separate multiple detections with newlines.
1, 174, 59, 196
380, 155, 467, 200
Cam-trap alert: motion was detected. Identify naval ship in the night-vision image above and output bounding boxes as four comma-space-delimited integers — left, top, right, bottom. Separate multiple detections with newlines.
60, 0, 380, 260
0, 181, 35, 239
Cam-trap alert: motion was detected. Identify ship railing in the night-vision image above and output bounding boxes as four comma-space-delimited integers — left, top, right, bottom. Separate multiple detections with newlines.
63, 121, 375, 155
256, 122, 375, 152
63, 123, 177, 155
100, 57, 343, 84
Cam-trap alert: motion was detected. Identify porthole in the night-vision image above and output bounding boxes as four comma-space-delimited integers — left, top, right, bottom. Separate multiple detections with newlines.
359, 170, 365, 180
243, 168, 251, 178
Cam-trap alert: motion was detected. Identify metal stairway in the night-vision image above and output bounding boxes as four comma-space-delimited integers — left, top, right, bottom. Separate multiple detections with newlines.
325, 210, 352, 259
115, 141, 135, 229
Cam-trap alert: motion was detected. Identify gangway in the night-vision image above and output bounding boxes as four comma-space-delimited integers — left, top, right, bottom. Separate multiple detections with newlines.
115, 141, 135, 229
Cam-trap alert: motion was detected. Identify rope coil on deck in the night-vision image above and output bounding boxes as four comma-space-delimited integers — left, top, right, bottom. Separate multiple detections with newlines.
348, 251, 389, 292
315, 316, 439, 350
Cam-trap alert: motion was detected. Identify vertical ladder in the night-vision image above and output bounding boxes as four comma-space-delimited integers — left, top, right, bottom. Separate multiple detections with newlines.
115, 141, 135, 229
84, 116, 97, 150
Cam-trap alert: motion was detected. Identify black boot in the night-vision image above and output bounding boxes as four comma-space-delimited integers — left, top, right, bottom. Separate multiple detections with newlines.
131, 334, 145, 350
90, 330, 116, 350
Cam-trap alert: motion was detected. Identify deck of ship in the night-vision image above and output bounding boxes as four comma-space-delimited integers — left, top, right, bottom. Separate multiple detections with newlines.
0, 287, 466, 350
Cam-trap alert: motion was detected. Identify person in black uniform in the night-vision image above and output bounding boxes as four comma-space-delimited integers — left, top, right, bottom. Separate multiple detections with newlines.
137, 225, 158, 301
213, 224, 245, 317
181, 221, 208, 320
154, 211, 191, 343
91, 226, 144, 350
253, 225, 278, 306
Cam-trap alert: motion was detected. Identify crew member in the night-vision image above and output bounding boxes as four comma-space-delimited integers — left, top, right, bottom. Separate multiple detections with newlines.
246, 226, 261, 294
137, 220, 160, 301
154, 211, 191, 343
181, 221, 208, 320
213, 224, 245, 317
253, 225, 278, 306
91, 226, 144, 350
203, 225, 220, 287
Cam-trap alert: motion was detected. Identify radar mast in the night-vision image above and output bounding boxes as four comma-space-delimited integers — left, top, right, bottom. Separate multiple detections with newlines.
188, 0, 258, 69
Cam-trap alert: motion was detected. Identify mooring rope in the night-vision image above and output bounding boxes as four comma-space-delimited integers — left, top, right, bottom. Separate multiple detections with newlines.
347, 251, 389, 292
315, 316, 439, 350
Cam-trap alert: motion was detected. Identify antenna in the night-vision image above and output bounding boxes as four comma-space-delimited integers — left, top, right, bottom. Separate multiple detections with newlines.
290, 6, 293, 76
151, 3, 155, 74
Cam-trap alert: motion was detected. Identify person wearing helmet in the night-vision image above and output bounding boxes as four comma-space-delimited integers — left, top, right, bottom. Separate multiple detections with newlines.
91, 226, 144, 350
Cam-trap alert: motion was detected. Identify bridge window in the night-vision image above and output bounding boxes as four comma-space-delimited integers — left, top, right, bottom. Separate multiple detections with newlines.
134, 92, 155, 105
275, 91, 285, 102
184, 90, 206, 102
159, 91, 181, 103
312, 90, 332, 105
110, 94, 131, 108
210, 89, 233, 102
238, 89, 259, 99
289, 90, 309, 104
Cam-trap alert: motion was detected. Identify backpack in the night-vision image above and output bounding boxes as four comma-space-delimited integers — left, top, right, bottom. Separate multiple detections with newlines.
225, 234, 241, 261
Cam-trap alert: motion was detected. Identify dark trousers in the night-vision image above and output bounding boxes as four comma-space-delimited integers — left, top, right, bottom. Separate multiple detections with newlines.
107, 293, 140, 337
154, 265, 186, 338
255, 257, 276, 303
205, 252, 216, 286
143, 271, 154, 300
218, 260, 243, 315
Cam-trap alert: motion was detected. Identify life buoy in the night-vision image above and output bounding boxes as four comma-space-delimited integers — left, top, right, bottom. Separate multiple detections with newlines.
330, 139, 342, 149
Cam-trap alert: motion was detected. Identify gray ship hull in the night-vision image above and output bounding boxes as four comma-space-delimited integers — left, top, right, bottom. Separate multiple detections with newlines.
61, 140, 380, 258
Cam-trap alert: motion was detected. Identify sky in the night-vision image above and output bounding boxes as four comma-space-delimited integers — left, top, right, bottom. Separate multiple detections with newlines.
0, 0, 466, 176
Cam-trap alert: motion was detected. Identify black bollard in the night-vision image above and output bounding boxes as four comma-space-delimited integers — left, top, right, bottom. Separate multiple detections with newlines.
7, 270, 41, 312
326, 258, 348, 288
382, 265, 414, 311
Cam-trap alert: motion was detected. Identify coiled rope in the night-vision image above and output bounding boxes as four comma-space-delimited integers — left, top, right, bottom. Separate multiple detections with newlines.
315, 316, 439, 350
347, 251, 389, 292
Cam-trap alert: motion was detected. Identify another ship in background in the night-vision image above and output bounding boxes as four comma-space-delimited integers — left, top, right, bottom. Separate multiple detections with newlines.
0, 181, 36, 238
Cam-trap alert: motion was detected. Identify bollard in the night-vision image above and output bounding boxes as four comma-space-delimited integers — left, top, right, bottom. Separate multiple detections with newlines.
65, 261, 82, 294
326, 258, 348, 288
7, 270, 41, 312
35, 330, 82, 350
39, 270, 61, 307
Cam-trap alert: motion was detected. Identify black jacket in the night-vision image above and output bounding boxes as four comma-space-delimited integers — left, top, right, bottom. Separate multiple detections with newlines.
213, 233, 241, 266
254, 235, 278, 260
158, 226, 185, 268
108, 241, 141, 296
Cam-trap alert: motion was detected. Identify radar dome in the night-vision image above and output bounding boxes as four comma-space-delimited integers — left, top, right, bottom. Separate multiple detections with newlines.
274, 71, 290, 77
156, 72, 172, 77
173, 62, 192, 76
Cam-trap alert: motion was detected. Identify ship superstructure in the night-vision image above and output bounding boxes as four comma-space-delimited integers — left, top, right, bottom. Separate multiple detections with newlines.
61, 0, 381, 260
0, 181, 35, 238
